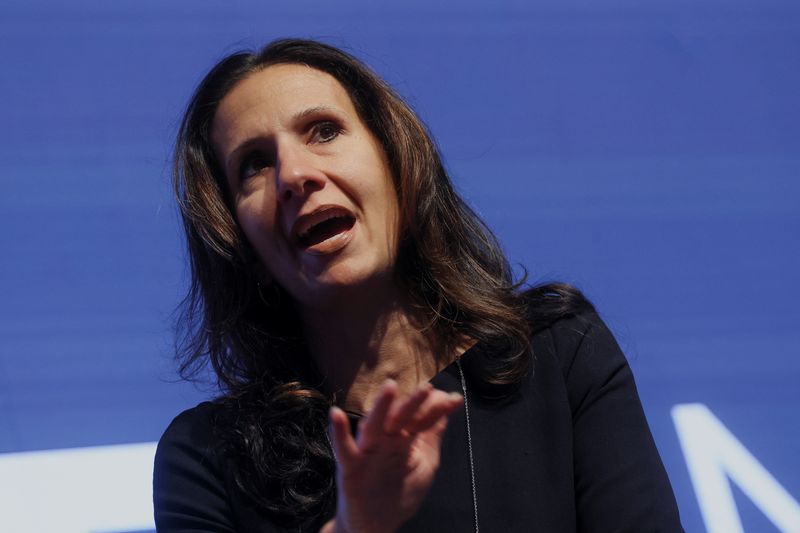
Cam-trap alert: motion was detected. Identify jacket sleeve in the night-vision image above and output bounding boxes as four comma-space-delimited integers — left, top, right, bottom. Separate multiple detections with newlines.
153, 403, 238, 533
554, 311, 684, 532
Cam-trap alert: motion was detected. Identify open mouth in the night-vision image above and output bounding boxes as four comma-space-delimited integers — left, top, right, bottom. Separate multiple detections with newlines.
294, 207, 356, 249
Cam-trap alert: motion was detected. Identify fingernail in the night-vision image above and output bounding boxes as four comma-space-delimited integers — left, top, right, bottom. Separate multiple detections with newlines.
417, 383, 432, 394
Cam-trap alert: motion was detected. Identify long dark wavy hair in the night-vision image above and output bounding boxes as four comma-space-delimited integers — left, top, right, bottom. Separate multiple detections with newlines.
173, 38, 591, 526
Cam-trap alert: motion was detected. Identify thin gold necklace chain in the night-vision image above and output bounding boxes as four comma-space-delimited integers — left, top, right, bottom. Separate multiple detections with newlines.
324, 363, 480, 532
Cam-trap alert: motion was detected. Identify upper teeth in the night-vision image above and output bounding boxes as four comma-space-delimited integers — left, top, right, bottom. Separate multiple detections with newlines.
297, 209, 346, 239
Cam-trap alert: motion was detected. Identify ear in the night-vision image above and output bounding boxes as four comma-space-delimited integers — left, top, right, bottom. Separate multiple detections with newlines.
240, 243, 272, 285
256, 278, 283, 309
254, 263, 273, 286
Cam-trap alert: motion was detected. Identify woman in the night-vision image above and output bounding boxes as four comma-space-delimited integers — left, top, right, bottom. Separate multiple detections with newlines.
154, 39, 683, 532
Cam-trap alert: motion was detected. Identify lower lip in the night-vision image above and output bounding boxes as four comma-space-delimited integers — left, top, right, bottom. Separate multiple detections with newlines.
299, 224, 355, 256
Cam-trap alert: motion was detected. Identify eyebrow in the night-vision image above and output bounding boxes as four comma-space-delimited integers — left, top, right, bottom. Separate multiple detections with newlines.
290, 105, 339, 123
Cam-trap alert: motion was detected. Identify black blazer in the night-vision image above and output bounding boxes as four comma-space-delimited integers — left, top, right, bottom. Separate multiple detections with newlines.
153, 310, 684, 532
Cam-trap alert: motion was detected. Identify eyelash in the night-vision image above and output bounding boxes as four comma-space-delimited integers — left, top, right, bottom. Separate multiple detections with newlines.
310, 120, 342, 144
238, 152, 272, 181
236, 120, 343, 181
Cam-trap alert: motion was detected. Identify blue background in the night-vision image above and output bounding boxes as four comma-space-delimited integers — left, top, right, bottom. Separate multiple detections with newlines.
1, 1, 798, 531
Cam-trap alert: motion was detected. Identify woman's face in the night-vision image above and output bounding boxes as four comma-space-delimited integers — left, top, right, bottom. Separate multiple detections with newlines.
212, 64, 400, 309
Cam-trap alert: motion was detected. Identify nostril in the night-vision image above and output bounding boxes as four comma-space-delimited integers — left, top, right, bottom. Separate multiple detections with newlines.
280, 189, 293, 202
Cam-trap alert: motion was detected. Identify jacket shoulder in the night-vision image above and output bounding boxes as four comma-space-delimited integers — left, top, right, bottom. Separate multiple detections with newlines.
153, 401, 237, 532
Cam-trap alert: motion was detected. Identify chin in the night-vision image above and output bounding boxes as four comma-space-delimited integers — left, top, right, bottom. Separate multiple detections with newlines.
291, 263, 395, 310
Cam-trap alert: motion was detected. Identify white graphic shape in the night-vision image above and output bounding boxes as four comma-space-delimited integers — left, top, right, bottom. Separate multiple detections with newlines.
672, 403, 800, 533
0, 442, 157, 533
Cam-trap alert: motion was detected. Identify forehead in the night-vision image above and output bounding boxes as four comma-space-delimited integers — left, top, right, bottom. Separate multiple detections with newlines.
212, 64, 356, 145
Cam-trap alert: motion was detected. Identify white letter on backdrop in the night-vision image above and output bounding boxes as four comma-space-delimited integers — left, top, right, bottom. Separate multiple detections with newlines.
672, 403, 800, 533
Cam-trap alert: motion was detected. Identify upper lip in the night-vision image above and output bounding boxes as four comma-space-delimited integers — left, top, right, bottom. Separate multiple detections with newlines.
290, 204, 355, 243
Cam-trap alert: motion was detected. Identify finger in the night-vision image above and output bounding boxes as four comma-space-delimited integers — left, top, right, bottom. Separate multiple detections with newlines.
329, 406, 358, 466
384, 383, 432, 434
405, 391, 463, 435
358, 380, 398, 450
416, 410, 453, 452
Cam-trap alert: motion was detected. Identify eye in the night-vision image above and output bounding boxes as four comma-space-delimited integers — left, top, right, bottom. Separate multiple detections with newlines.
310, 121, 342, 144
238, 151, 273, 180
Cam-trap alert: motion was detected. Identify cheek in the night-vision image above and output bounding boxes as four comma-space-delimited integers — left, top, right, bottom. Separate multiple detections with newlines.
348, 155, 397, 211
235, 194, 281, 256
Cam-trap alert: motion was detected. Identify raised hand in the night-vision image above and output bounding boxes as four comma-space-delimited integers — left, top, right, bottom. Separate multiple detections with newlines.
321, 380, 463, 533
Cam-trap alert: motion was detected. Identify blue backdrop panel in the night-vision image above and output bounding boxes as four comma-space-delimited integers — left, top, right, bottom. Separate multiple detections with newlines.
1, 1, 798, 532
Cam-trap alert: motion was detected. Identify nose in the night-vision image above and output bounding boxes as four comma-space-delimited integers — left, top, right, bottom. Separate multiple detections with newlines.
275, 145, 326, 203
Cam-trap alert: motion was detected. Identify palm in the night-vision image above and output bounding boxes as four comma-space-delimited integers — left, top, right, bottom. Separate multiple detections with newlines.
326, 382, 462, 533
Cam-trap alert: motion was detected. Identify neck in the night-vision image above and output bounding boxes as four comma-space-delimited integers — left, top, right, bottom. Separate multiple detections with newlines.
299, 286, 449, 415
